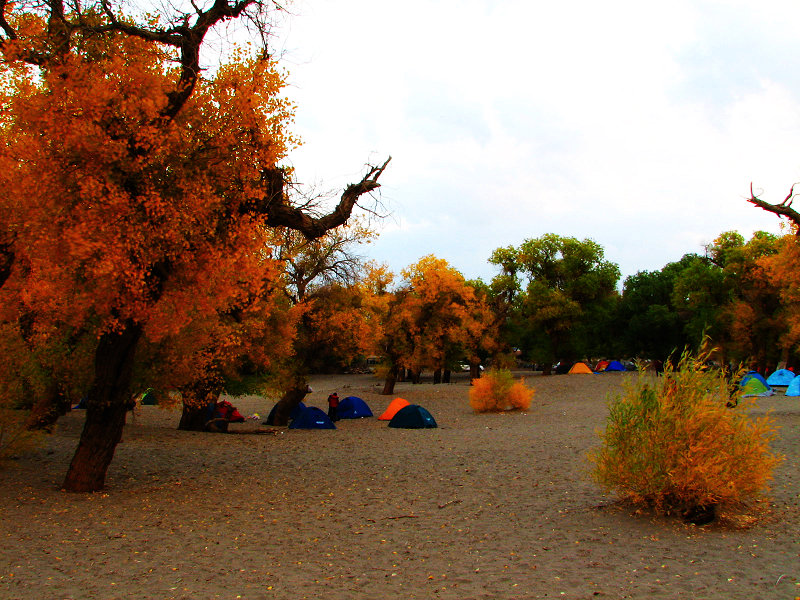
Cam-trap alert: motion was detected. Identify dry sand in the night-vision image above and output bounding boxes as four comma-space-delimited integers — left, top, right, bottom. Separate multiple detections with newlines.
0, 371, 798, 600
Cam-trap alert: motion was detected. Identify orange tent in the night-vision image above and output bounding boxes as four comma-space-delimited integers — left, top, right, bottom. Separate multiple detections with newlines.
378, 397, 411, 420
568, 362, 593, 374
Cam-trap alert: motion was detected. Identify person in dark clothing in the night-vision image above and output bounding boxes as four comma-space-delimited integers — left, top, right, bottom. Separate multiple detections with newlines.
327, 392, 340, 422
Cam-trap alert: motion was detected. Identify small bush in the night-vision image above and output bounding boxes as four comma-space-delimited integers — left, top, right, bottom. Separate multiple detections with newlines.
588, 346, 782, 516
469, 368, 534, 412
0, 408, 44, 464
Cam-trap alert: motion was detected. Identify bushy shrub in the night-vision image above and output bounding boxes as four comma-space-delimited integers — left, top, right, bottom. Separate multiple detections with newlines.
0, 408, 44, 464
469, 368, 534, 412
588, 347, 782, 517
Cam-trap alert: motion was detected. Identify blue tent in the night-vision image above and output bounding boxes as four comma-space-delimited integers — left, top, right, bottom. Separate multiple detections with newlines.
786, 376, 800, 397
289, 406, 336, 429
740, 371, 770, 390
604, 360, 626, 372
766, 369, 796, 387
264, 401, 307, 425
338, 396, 373, 419
388, 404, 437, 429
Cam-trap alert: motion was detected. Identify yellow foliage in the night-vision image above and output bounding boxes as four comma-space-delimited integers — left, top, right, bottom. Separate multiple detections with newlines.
588, 344, 782, 514
469, 368, 534, 413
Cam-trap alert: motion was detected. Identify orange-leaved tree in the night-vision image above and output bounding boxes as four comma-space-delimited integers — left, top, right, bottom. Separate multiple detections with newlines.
0, 0, 389, 491
376, 255, 495, 394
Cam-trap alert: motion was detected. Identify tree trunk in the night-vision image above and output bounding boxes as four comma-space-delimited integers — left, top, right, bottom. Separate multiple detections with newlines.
178, 374, 224, 431
270, 381, 310, 426
469, 362, 481, 381
62, 322, 142, 492
382, 363, 399, 395
411, 369, 421, 384
433, 368, 442, 384
443, 369, 451, 384
26, 381, 71, 432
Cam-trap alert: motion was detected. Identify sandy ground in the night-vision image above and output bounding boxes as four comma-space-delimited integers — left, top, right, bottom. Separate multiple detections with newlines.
0, 371, 798, 600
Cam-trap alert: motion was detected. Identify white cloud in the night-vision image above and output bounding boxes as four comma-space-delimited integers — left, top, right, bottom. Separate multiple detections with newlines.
273, 0, 797, 282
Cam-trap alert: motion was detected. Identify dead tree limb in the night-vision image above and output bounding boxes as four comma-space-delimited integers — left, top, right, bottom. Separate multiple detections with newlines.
747, 183, 800, 234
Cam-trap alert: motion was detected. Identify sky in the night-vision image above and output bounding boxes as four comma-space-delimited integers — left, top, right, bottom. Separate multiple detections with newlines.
258, 0, 800, 284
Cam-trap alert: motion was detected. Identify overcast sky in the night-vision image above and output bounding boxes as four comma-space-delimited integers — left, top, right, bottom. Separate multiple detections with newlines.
265, 0, 800, 284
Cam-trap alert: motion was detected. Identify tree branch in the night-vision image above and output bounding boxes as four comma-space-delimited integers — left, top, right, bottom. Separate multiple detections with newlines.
747, 183, 800, 234
263, 157, 391, 239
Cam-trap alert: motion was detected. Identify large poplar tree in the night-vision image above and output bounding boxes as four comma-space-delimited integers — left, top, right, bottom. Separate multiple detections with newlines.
0, 0, 388, 491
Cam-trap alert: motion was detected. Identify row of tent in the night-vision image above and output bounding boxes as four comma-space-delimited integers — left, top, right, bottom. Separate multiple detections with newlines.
741, 369, 800, 397
265, 396, 438, 430
567, 360, 629, 374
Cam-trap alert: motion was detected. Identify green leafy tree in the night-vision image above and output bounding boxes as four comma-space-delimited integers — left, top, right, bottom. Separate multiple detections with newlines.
491, 234, 620, 373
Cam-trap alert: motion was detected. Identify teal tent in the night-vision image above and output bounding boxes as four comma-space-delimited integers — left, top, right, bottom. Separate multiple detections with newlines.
388, 405, 437, 429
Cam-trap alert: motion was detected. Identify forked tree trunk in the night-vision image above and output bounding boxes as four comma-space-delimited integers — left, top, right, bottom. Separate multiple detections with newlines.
382, 363, 399, 395
270, 382, 310, 426
62, 322, 142, 492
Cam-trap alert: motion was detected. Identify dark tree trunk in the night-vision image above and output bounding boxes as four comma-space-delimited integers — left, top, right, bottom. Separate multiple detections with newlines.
270, 381, 310, 426
411, 369, 421, 384
26, 381, 71, 432
443, 369, 451, 383
469, 362, 481, 381
382, 363, 399, 395
433, 368, 442, 384
62, 322, 142, 492
178, 373, 224, 431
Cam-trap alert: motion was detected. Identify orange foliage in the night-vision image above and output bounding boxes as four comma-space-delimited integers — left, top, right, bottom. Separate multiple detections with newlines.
376, 255, 498, 375
469, 368, 534, 412
0, 18, 296, 398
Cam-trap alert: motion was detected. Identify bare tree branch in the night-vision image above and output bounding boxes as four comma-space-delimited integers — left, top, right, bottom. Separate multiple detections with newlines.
747, 182, 800, 235
262, 156, 391, 239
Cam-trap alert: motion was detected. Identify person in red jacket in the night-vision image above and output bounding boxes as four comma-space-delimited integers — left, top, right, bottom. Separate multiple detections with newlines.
327, 392, 340, 422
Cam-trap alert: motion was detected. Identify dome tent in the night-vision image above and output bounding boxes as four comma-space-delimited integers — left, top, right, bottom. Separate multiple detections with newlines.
338, 396, 373, 419
378, 397, 411, 421
288, 406, 336, 429
388, 404, 437, 429
766, 369, 795, 387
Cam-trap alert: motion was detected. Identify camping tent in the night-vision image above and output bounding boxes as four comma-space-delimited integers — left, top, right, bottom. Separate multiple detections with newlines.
786, 376, 800, 397
378, 397, 411, 420
766, 369, 796, 387
264, 401, 306, 425
288, 406, 336, 429
594, 360, 610, 372
568, 362, 593, 374
388, 404, 437, 429
740, 371, 770, 389
338, 396, 373, 419
741, 378, 774, 397
604, 360, 626, 372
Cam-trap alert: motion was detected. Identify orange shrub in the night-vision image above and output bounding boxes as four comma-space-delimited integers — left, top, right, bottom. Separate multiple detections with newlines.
469, 368, 534, 412
588, 346, 782, 517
